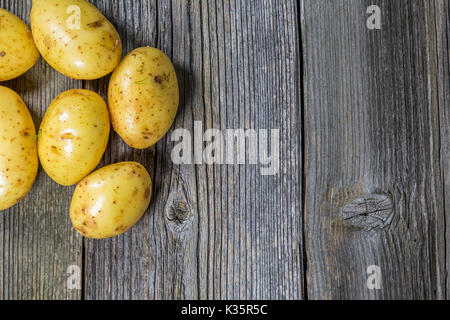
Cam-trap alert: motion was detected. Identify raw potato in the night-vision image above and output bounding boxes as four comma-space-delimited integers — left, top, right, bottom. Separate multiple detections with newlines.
38, 89, 110, 186
108, 47, 179, 149
0, 86, 38, 211
70, 162, 152, 239
31, 0, 122, 80
0, 8, 40, 81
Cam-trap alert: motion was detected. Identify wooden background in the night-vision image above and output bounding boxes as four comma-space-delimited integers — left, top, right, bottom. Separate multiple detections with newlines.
0, 0, 448, 300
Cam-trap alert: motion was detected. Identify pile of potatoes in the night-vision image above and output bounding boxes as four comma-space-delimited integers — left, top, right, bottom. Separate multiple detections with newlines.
0, 0, 179, 239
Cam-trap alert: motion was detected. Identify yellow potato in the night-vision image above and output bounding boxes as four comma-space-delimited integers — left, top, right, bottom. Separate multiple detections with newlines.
38, 89, 110, 186
0, 86, 38, 211
70, 162, 152, 239
31, 0, 122, 80
108, 47, 179, 149
0, 8, 40, 81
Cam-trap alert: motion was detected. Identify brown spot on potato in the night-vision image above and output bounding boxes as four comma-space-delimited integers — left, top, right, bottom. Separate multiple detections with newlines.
114, 225, 128, 232
51, 146, 60, 155
87, 20, 104, 28
44, 35, 52, 49
20, 128, 32, 137
71, 89, 89, 96
75, 226, 87, 235
142, 131, 153, 140
0, 51, 6, 57
61, 133, 75, 140
144, 188, 150, 199
154, 76, 162, 83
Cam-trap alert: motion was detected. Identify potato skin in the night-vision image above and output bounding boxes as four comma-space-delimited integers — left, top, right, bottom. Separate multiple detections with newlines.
0, 86, 38, 211
70, 162, 152, 239
31, 0, 122, 80
38, 89, 110, 186
108, 47, 179, 149
0, 8, 40, 81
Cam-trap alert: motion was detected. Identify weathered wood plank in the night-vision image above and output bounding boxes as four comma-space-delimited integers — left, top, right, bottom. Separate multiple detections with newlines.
83, 0, 158, 300
301, 0, 447, 299
84, 0, 304, 300
0, 0, 83, 300
434, 0, 450, 297
197, 0, 304, 300
2, 0, 446, 301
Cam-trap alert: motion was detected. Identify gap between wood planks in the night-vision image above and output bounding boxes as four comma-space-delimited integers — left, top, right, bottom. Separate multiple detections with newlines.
297, 0, 309, 301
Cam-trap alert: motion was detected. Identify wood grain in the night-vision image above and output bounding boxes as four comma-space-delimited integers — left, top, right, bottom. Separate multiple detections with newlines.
82, 0, 304, 300
434, 0, 450, 297
0, 0, 83, 300
82, 0, 158, 301
301, 0, 448, 299
1, 0, 447, 300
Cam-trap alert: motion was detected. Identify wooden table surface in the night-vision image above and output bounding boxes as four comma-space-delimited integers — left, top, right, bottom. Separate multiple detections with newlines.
0, 0, 448, 300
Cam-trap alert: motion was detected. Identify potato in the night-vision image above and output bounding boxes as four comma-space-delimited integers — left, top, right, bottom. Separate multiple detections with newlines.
0, 86, 38, 211
108, 47, 179, 149
38, 89, 110, 186
70, 162, 152, 239
31, 0, 122, 80
0, 8, 40, 81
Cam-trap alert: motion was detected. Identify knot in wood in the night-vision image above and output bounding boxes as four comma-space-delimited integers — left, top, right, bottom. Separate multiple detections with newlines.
167, 199, 190, 224
341, 193, 393, 231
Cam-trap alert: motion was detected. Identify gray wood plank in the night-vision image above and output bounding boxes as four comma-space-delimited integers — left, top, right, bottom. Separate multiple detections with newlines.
83, 0, 158, 300
301, 0, 448, 299
84, 0, 304, 300
435, 0, 450, 297
0, 0, 83, 300
197, 0, 304, 300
